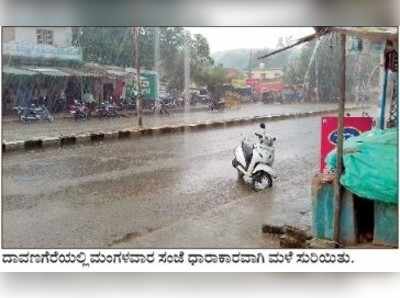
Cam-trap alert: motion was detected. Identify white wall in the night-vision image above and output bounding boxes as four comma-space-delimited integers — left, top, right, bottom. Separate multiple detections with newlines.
13, 27, 73, 48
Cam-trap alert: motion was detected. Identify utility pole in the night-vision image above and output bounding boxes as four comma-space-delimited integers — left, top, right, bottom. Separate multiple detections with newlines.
333, 33, 346, 244
154, 27, 161, 86
133, 26, 143, 127
184, 35, 191, 113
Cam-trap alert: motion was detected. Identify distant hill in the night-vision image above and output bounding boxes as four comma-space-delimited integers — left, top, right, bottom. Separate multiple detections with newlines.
212, 48, 254, 70
212, 47, 300, 71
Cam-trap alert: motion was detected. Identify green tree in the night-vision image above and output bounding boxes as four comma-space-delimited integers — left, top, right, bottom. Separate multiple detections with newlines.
195, 64, 227, 100
283, 40, 315, 85
77, 27, 214, 93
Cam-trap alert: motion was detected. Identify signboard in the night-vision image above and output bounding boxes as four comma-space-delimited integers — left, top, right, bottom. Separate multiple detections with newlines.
3, 41, 82, 61
256, 81, 284, 93
245, 79, 259, 89
125, 72, 159, 101
141, 71, 159, 101
320, 116, 373, 172
245, 79, 283, 94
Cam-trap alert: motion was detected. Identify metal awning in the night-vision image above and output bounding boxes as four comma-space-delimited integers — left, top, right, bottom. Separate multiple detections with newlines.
258, 27, 398, 60
58, 67, 104, 78
2, 65, 38, 76
26, 67, 71, 77
84, 63, 134, 79
106, 69, 128, 77
331, 27, 398, 41
3, 63, 147, 79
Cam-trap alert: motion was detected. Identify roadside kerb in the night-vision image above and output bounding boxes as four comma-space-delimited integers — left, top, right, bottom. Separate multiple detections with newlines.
75, 134, 91, 144
42, 137, 61, 147
2, 106, 362, 153
60, 135, 77, 146
3, 140, 25, 152
104, 131, 119, 140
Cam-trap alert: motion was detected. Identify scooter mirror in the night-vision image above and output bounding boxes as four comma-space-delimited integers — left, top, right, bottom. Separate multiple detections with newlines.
260, 123, 266, 129
273, 137, 276, 141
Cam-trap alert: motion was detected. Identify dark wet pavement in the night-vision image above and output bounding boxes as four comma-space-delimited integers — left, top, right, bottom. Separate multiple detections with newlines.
2, 112, 343, 249
2, 103, 341, 142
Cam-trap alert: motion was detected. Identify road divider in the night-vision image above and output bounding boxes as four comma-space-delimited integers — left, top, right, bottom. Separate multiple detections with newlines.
2, 107, 362, 153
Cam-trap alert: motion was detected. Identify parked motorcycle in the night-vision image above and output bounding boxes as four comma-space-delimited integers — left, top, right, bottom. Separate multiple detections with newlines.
69, 100, 89, 120
119, 97, 136, 111
209, 98, 225, 111
96, 101, 119, 118
176, 97, 185, 107
262, 91, 275, 104
14, 104, 54, 123
52, 97, 68, 113
154, 99, 171, 115
232, 123, 277, 191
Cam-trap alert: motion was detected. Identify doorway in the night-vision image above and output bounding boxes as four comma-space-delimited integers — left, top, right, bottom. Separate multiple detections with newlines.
103, 83, 114, 102
354, 195, 374, 244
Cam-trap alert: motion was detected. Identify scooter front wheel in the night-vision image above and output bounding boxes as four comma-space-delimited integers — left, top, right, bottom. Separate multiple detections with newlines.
252, 171, 273, 191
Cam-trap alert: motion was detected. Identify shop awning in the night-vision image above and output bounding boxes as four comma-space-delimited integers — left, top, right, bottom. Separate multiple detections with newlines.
84, 63, 133, 79
58, 67, 104, 78
26, 67, 71, 77
106, 69, 128, 77
2, 65, 38, 76
3, 63, 152, 80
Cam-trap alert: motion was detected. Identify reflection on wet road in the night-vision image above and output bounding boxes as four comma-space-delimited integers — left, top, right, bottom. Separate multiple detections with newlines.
2, 115, 323, 248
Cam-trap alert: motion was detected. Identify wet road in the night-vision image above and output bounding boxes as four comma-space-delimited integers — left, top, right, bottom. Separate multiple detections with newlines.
2, 103, 340, 142
3, 114, 329, 248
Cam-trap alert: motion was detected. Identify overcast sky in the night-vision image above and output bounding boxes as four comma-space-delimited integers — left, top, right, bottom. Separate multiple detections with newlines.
186, 27, 314, 53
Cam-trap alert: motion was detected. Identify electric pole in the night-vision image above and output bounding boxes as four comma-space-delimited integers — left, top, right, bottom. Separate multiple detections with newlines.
184, 35, 191, 113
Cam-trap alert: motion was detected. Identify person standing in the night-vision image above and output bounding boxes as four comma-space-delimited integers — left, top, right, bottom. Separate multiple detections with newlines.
83, 89, 96, 116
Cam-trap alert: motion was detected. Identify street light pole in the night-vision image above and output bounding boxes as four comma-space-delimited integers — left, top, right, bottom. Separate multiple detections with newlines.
133, 26, 143, 127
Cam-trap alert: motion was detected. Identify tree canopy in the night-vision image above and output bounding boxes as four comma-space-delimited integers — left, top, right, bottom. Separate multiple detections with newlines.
76, 27, 214, 93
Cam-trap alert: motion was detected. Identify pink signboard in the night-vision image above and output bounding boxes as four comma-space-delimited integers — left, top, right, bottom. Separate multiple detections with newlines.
320, 116, 373, 172
256, 81, 284, 93
245, 79, 284, 94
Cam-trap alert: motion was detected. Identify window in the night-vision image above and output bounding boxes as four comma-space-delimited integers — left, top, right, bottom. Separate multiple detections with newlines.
36, 29, 54, 45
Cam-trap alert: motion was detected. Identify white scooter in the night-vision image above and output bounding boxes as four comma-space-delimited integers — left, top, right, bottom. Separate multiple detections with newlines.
232, 123, 277, 191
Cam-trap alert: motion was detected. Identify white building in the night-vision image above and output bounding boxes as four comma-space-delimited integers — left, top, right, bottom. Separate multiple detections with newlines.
2, 27, 81, 61
250, 68, 283, 80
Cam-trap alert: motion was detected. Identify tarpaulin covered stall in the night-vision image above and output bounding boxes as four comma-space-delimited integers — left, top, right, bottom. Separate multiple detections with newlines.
326, 128, 398, 204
